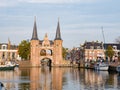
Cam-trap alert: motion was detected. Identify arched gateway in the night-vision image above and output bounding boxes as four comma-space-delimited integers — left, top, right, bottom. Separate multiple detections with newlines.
30, 17, 63, 66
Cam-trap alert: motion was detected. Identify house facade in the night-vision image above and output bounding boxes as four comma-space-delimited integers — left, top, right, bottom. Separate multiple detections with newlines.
104, 43, 120, 61
82, 41, 105, 62
0, 42, 18, 63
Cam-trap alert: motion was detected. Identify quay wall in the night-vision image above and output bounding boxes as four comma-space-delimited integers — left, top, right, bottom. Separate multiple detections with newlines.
18, 60, 85, 68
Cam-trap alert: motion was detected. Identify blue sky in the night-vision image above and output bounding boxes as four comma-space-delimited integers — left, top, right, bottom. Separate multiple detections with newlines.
0, 0, 120, 48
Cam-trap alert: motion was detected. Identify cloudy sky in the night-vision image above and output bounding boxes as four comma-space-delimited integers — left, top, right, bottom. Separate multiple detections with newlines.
0, 0, 120, 48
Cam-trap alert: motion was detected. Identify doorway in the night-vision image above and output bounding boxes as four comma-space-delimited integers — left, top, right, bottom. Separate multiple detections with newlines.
41, 58, 52, 67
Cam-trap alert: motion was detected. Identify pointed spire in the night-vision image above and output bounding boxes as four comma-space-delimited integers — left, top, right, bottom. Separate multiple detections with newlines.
31, 16, 38, 40
54, 18, 62, 40
44, 33, 48, 40
45, 33, 48, 38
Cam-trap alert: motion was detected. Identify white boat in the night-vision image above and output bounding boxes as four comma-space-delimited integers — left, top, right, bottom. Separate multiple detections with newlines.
0, 61, 16, 70
94, 62, 109, 71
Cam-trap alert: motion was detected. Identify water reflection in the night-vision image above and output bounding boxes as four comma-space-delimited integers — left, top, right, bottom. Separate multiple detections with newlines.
0, 67, 120, 90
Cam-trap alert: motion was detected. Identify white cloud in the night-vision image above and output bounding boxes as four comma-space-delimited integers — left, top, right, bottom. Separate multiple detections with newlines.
64, 22, 120, 30
0, 0, 103, 7
0, 0, 18, 7
0, 0, 102, 7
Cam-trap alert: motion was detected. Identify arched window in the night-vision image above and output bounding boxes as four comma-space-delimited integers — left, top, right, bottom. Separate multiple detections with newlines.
12, 52, 15, 59
40, 49, 46, 56
46, 49, 52, 56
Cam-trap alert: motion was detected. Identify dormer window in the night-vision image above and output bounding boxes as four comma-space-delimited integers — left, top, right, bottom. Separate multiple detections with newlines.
2, 44, 7, 50
90, 46, 94, 49
113, 46, 117, 50
97, 46, 101, 49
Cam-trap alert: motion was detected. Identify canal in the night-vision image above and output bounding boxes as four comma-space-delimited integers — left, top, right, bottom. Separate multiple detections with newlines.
0, 67, 120, 90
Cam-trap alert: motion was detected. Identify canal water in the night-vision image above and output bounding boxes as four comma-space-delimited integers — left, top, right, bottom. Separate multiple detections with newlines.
0, 67, 120, 90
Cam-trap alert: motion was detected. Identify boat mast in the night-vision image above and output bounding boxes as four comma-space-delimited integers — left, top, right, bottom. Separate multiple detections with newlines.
8, 38, 11, 61
101, 27, 107, 60
102, 27, 105, 44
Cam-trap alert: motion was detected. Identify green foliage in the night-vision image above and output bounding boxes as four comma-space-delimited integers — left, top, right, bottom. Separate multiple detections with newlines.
62, 47, 68, 59
18, 40, 30, 60
105, 45, 114, 60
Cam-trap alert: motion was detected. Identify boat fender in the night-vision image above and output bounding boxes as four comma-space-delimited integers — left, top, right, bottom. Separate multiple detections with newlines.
116, 65, 120, 72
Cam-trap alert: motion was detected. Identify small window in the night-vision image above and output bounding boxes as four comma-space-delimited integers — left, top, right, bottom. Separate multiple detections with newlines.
2, 45, 7, 50
97, 46, 100, 49
113, 46, 117, 50
90, 46, 94, 49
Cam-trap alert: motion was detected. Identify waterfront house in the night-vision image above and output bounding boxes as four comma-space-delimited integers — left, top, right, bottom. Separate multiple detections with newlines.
82, 41, 105, 62
0, 41, 18, 64
104, 43, 120, 62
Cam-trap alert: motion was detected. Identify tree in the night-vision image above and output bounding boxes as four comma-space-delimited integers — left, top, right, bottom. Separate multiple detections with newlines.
105, 45, 114, 62
115, 36, 120, 44
62, 47, 68, 59
18, 40, 30, 60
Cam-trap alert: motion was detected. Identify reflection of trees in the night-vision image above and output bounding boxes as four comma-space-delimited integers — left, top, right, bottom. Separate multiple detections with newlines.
1, 67, 120, 90
19, 68, 31, 89
19, 83, 30, 90
106, 73, 117, 86
21, 69, 30, 77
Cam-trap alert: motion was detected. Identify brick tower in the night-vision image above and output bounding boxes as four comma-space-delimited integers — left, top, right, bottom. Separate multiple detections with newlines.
53, 19, 63, 65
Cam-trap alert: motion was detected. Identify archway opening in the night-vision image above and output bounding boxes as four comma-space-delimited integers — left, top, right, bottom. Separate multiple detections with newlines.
40, 49, 46, 56
46, 49, 52, 56
41, 58, 52, 67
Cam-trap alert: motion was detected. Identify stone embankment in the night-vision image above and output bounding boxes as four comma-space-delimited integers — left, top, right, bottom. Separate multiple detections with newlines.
18, 60, 32, 67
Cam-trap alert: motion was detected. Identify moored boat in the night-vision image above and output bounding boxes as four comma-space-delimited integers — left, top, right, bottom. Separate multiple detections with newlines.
94, 62, 109, 71
0, 61, 15, 70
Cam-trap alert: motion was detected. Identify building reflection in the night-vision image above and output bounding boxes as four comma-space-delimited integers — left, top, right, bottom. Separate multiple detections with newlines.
84, 69, 108, 89
0, 67, 120, 90
0, 68, 20, 90
51, 68, 62, 90
30, 67, 40, 90
107, 72, 120, 89
29, 67, 62, 90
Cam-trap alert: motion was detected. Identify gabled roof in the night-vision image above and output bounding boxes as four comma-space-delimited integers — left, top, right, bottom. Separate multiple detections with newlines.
0, 43, 18, 50
103, 43, 120, 50
83, 42, 103, 49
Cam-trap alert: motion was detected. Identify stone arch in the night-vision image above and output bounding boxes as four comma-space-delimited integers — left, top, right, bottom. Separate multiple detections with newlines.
40, 57, 52, 67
